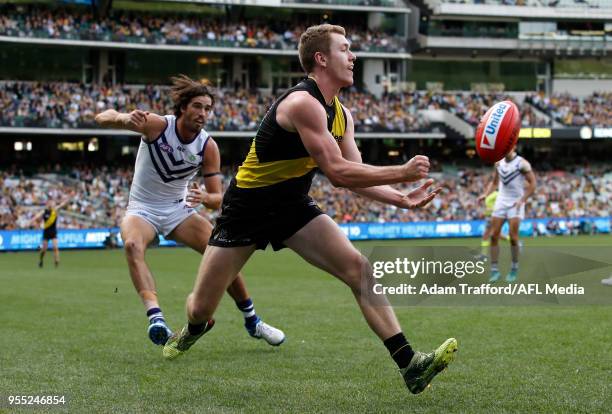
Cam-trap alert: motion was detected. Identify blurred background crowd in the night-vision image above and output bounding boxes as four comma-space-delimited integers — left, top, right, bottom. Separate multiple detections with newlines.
2, 81, 610, 133
2, 164, 609, 231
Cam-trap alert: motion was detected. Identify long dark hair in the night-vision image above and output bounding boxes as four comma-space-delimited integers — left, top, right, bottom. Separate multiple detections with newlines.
170, 74, 215, 117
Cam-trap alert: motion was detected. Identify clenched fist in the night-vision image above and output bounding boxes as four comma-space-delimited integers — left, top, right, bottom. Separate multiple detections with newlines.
403, 155, 430, 182
121, 110, 150, 129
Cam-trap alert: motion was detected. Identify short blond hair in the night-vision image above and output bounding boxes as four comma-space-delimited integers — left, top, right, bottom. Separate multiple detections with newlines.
298, 24, 346, 74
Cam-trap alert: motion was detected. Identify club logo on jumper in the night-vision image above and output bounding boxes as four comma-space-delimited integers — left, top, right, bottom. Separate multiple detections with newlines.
176, 145, 185, 152
333, 134, 344, 143
181, 152, 200, 166
159, 143, 173, 153
482, 103, 509, 150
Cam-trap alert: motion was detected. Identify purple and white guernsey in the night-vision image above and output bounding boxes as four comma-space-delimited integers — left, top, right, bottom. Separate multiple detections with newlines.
129, 115, 210, 208
496, 155, 531, 203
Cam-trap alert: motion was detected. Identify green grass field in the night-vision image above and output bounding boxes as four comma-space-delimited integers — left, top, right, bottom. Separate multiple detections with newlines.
1, 235, 611, 413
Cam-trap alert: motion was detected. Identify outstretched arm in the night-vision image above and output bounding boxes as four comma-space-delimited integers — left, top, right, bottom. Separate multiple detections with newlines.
337, 107, 440, 209
56, 197, 71, 211
95, 109, 167, 142
279, 92, 430, 188
26, 210, 45, 227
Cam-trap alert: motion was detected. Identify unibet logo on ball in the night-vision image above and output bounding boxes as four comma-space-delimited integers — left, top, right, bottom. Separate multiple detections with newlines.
475, 100, 520, 163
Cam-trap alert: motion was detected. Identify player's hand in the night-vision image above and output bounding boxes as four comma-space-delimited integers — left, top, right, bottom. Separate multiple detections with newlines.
397, 179, 441, 209
121, 110, 149, 129
403, 155, 430, 182
477, 194, 486, 202
186, 182, 205, 207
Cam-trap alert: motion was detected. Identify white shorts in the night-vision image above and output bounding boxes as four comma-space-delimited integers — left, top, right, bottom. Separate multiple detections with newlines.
125, 202, 196, 237
492, 199, 524, 220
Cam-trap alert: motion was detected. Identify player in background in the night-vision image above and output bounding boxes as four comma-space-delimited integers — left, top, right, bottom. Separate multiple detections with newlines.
602, 275, 612, 286
481, 148, 536, 282
95, 75, 284, 347
28, 197, 70, 268
164, 25, 456, 395
475, 190, 499, 261
476, 191, 518, 261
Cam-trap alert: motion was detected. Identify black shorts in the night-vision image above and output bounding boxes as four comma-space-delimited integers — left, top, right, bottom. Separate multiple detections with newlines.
209, 179, 323, 251
42, 228, 57, 240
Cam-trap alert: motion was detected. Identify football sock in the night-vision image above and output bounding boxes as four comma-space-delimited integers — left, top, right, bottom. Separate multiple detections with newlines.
480, 239, 490, 256
490, 244, 500, 264
236, 298, 260, 330
188, 322, 206, 336
384, 332, 415, 369
511, 243, 520, 264
511, 261, 519, 271
146, 307, 165, 323
491, 263, 499, 273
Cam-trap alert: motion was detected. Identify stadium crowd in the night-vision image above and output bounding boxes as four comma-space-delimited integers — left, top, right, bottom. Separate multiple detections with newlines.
0, 5, 405, 52
5, 81, 610, 133
0, 81, 433, 132
526, 92, 612, 127
313, 166, 611, 224
2, 164, 609, 231
417, 92, 552, 127
1, 165, 131, 230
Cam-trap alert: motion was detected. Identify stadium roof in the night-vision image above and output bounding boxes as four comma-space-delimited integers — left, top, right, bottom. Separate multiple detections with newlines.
416, 35, 610, 59
154, 0, 412, 13
426, 1, 612, 21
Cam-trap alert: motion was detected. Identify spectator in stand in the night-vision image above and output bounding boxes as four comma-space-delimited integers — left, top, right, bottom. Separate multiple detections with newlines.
0, 81, 433, 132
4, 81, 608, 132
526, 91, 611, 127
1, 164, 133, 230
3, 165, 609, 230
0, 4, 405, 52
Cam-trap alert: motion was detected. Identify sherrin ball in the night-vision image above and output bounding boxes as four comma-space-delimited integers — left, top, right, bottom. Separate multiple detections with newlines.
475, 100, 520, 163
